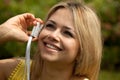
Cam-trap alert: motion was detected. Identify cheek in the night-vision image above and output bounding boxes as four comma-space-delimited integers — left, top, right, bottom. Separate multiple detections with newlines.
38, 29, 49, 40
38, 30, 46, 48
64, 40, 79, 60
39, 29, 45, 39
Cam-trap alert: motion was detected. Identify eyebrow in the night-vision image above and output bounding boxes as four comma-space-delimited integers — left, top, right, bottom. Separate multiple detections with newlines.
47, 20, 56, 25
63, 26, 73, 30
48, 19, 75, 33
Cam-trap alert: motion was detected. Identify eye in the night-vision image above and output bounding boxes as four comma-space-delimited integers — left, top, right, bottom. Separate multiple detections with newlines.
45, 23, 55, 30
63, 30, 73, 38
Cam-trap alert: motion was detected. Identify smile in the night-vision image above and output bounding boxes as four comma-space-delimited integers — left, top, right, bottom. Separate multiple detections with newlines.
44, 42, 62, 51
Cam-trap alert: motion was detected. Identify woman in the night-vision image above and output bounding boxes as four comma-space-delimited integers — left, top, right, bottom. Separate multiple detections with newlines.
0, 0, 102, 80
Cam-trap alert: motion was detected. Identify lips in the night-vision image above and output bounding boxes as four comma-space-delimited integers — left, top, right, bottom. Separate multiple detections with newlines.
43, 42, 62, 51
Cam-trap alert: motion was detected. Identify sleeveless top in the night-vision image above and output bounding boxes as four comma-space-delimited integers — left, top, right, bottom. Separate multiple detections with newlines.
8, 59, 89, 80
8, 59, 27, 80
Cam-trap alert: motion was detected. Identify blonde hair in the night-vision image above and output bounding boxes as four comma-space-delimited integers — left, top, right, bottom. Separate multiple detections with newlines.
31, 1, 102, 80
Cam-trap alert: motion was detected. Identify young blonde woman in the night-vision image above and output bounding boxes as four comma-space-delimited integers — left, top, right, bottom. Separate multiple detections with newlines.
0, 0, 102, 80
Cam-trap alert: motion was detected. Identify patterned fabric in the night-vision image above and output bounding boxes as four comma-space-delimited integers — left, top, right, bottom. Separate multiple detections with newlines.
8, 59, 26, 80
8, 59, 89, 80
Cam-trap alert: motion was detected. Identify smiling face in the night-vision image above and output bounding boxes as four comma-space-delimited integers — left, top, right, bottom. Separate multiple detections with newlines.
38, 8, 79, 64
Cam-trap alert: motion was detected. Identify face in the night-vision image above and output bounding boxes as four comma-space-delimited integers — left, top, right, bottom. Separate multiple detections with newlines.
38, 8, 79, 65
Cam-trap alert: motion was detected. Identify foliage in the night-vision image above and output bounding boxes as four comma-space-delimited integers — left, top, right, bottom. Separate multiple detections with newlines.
99, 70, 120, 80
0, 0, 120, 71
0, 0, 60, 58
85, 0, 120, 71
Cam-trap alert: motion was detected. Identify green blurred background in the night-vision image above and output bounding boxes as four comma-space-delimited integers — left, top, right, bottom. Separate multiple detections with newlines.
0, 0, 120, 80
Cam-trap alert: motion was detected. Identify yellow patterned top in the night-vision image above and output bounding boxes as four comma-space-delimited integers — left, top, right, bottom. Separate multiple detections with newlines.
8, 59, 27, 80
8, 59, 89, 80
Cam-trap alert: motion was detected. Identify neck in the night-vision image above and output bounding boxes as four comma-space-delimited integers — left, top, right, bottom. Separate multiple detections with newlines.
40, 61, 74, 80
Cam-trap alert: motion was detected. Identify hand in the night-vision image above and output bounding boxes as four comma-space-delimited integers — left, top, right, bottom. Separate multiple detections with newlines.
0, 13, 43, 42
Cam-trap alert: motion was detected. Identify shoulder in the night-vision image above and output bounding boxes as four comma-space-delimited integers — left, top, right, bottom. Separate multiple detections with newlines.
0, 58, 20, 80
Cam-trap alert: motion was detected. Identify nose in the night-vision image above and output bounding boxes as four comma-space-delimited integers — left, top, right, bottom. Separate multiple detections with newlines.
47, 30, 60, 42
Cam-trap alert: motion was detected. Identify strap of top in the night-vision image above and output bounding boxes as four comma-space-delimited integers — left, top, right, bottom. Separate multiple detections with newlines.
8, 59, 26, 80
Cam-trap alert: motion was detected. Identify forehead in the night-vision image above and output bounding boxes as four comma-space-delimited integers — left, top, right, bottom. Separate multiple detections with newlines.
48, 8, 74, 29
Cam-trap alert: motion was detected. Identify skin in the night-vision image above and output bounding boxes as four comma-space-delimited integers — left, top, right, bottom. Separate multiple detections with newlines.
0, 58, 19, 80
0, 13, 43, 43
0, 13, 43, 80
38, 8, 79, 80
0, 8, 80, 80
0, 2, 101, 80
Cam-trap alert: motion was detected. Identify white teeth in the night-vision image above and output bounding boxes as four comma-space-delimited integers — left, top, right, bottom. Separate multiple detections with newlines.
46, 44, 56, 49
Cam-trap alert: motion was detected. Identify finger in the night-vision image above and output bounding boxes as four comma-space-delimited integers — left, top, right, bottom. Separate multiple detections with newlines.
22, 13, 35, 20
36, 18, 44, 23
26, 31, 31, 36
32, 37, 38, 42
13, 33, 29, 42
26, 31, 39, 42
33, 18, 44, 25
22, 13, 36, 27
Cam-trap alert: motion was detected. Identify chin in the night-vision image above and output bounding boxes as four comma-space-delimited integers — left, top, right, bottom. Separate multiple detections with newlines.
40, 52, 58, 62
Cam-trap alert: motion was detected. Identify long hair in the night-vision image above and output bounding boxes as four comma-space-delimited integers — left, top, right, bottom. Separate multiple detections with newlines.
31, 1, 102, 80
